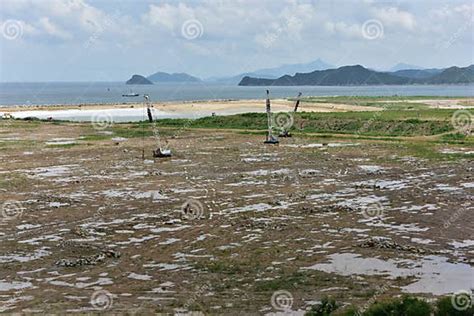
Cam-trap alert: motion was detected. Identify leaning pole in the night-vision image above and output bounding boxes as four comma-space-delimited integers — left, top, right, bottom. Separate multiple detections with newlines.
264, 90, 279, 144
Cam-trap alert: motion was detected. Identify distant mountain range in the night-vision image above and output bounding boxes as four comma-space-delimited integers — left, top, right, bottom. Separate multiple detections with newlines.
126, 72, 201, 84
147, 72, 201, 83
238, 65, 474, 86
126, 61, 474, 86
391, 68, 444, 79
207, 58, 334, 84
126, 74, 153, 85
126, 59, 334, 85
389, 63, 425, 72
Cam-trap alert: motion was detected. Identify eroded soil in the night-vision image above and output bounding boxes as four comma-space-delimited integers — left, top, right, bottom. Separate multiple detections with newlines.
0, 121, 473, 314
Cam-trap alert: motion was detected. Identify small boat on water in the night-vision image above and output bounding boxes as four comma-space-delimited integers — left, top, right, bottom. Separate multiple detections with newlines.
122, 90, 140, 97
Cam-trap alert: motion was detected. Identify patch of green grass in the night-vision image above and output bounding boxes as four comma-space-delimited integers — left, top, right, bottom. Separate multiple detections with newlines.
331, 295, 474, 316
298, 95, 469, 103
80, 134, 112, 141
435, 296, 474, 316
195, 261, 242, 275
295, 111, 453, 136
0, 140, 38, 150
111, 126, 154, 138
306, 297, 340, 316
143, 109, 457, 137
0, 173, 30, 190
299, 98, 431, 110
439, 133, 468, 143
363, 295, 432, 316
255, 271, 310, 292
46, 143, 79, 148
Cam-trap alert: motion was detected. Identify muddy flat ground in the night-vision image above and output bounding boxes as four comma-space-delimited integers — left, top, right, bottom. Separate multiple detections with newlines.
0, 120, 473, 314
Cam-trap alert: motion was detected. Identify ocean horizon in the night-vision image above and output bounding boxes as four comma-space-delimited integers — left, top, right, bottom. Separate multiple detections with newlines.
1, 82, 473, 106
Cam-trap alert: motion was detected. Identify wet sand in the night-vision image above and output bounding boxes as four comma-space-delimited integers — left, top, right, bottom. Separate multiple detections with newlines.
0, 99, 381, 122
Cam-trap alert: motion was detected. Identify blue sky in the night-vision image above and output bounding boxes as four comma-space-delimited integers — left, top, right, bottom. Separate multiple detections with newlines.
0, 0, 473, 82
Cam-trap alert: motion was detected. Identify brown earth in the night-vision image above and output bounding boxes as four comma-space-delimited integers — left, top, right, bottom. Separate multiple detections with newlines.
0, 121, 472, 314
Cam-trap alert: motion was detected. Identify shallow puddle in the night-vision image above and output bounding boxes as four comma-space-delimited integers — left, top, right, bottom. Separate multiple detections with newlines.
302, 252, 474, 295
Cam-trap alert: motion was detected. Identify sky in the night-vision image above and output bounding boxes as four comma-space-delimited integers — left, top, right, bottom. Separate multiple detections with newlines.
0, 0, 473, 82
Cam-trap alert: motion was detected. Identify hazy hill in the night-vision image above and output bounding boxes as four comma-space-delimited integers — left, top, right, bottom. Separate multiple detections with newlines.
209, 58, 334, 84
239, 65, 411, 86
126, 74, 153, 85
425, 65, 474, 84
392, 68, 444, 79
147, 72, 201, 83
389, 63, 424, 71
239, 64, 474, 86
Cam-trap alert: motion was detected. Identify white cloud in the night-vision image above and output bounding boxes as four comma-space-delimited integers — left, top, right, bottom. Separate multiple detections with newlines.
38, 17, 72, 39
372, 7, 417, 30
1, 0, 122, 40
143, 3, 195, 31
324, 21, 364, 39
1, 0, 473, 81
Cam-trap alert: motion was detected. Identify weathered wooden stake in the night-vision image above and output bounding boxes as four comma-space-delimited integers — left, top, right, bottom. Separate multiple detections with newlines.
264, 90, 279, 144
293, 92, 302, 112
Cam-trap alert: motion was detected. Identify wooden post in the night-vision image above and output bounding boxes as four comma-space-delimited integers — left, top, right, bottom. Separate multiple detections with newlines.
264, 90, 279, 144
147, 107, 153, 123
266, 90, 271, 142
144, 94, 153, 122
293, 92, 302, 112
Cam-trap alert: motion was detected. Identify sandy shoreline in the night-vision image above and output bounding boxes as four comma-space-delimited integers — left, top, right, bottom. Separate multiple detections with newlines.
1, 98, 472, 122
0, 99, 381, 121
0, 99, 381, 112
